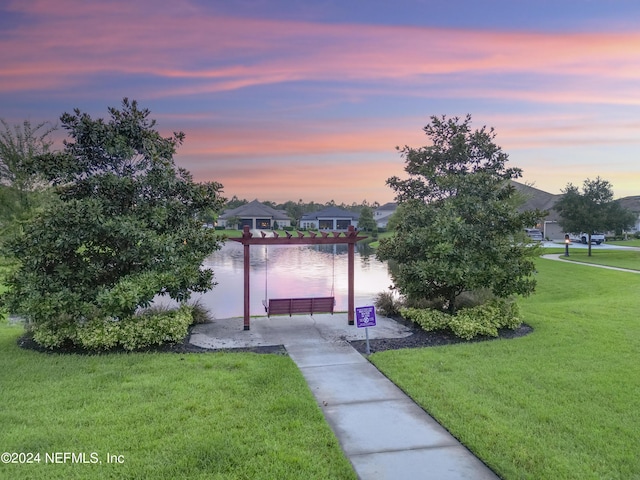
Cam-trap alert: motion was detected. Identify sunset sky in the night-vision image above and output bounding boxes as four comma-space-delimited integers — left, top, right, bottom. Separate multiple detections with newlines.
2, 0, 640, 204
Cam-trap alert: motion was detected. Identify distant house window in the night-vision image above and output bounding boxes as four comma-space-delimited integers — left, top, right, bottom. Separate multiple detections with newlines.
336, 219, 351, 230
257, 218, 271, 229
240, 219, 252, 230
319, 219, 333, 229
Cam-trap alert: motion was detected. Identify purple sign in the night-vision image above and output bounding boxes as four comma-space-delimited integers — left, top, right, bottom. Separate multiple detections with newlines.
355, 306, 376, 328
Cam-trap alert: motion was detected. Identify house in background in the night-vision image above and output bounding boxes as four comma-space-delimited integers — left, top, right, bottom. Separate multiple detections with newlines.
374, 202, 397, 229
618, 196, 640, 233
218, 199, 292, 230
510, 181, 564, 240
512, 181, 640, 239
300, 206, 359, 230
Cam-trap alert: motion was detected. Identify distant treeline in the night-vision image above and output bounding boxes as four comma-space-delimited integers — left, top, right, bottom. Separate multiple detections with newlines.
223, 196, 382, 224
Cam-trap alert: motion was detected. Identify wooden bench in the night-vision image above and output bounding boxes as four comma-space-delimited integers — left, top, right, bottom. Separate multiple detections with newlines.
263, 297, 335, 317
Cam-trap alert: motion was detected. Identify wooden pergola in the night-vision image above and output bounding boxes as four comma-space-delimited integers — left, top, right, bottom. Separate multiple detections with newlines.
231, 225, 368, 330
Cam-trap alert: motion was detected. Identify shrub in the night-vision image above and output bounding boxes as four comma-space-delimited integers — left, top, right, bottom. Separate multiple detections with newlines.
74, 316, 121, 350
118, 305, 192, 350
189, 299, 212, 324
401, 299, 522, 340
401, 307, 449, 331
31, 315, 79, 349
29, 304, 198, 351
374, 290, 403, 317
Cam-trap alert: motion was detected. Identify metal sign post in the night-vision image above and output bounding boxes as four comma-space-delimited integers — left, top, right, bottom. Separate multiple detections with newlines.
355, 306, 377, 354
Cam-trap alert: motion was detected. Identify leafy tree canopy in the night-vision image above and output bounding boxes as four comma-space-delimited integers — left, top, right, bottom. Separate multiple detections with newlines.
554, 177, 636, 256
0, 119, 56, 235
357, 205, 377, 232
1, 99, 225, 335
377, 115, 544, 314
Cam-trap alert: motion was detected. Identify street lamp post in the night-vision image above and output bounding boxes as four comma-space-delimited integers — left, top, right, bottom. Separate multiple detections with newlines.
564, 234, 570, 257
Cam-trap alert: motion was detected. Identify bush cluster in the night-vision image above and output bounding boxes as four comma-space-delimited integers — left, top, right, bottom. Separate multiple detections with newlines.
401, 299, 522, 340
374, 290, 403, 317
30, 304, 197, 351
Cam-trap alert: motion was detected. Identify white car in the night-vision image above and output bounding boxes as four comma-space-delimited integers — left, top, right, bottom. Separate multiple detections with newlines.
568, 232, 605, 245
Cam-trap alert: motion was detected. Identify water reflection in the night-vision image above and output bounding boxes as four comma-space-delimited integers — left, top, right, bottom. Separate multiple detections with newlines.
189, 241, 393, 319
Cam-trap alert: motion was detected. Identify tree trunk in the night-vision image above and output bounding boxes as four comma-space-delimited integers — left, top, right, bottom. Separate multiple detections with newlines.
448, 291, 457, 315
588, 233, 592, 257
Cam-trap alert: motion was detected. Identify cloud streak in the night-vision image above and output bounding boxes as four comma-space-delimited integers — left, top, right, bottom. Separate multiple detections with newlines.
1, 0, 639, 202
3, 0, 640, 100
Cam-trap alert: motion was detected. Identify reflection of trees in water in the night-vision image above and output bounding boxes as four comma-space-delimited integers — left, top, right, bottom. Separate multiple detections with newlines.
313, 244, 347, 255
357, 242, 374, 265
312, 241, 374, 262
210, 241, 384, 274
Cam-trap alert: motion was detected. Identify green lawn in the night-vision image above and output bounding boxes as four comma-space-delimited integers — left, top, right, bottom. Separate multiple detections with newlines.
607, 239, 640, 248
369, 259, 640, 479
562, 249, 640, 271
0, 325, 355, 480
366, 231, 393, 249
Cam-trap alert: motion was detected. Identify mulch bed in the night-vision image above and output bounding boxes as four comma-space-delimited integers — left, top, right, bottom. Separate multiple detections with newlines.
349, 320, 533, 354
17, 317, 532, 355
15, 328, 288, 355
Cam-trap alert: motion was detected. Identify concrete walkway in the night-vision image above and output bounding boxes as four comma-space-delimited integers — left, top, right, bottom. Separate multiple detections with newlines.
191, 314, 499, 479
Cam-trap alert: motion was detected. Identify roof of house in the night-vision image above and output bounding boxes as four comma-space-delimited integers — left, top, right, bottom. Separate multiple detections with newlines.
300, 206, 360, 221
376, 202, 397, 211
219, 199, 291, 220
375, 211, 396, 223
617, 196, 640, 213
510, 181, 563, 221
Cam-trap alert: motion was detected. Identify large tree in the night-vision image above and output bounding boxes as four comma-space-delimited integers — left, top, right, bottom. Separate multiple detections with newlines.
0, 119, 56, 234
357, 205, 377, 233
554, 177, 636, 256
377, 115, 544, 314
1, 99, 225, 346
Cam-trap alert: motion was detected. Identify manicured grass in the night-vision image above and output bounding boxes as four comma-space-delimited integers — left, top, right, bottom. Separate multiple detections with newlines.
0, 325, 356, 480
607, 239, 640, 247
562, 249, 640, 271
366, 231, 393, 249
218, 229, 243, 238
369, 259, 640, 480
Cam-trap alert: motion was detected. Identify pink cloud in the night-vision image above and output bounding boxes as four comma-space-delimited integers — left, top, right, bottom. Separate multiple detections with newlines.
3, 0, 640, 104
186, 156, 402, 205
4, 1, 639, 203
177, 122, 423, 158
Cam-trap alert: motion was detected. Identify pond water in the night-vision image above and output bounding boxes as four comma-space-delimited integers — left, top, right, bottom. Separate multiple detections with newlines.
186, 240, 394, 319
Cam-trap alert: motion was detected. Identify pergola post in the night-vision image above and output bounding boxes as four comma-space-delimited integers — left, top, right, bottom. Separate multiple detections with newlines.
243, 241, 250, 330
233, 225, 367, 330
347, 242, 355, 325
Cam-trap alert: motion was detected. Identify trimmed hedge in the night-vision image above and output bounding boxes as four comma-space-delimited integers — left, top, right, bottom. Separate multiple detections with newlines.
401, 299, 522, 340
31, 304, 194, 351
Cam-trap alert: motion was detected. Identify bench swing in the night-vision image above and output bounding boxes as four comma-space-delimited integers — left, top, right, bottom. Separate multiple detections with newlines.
262, 244, 336, 317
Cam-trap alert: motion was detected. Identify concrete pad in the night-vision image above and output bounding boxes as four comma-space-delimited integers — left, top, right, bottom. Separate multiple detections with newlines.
350, 445, 499, 480
298, 363, 408, 404
189, 313, 413, 349
321, 398, 458, 455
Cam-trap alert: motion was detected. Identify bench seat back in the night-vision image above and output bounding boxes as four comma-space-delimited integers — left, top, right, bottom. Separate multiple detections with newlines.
266, 297, 335, 316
